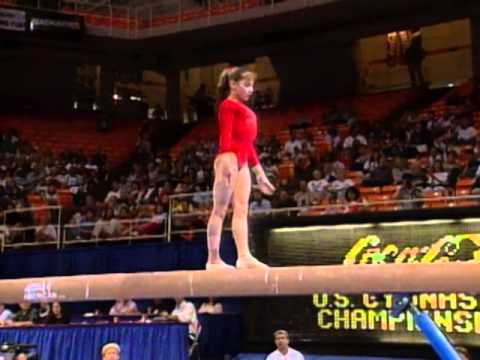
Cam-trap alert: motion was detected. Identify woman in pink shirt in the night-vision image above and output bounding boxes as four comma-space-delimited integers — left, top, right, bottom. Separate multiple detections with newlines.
206, 67, 275, 270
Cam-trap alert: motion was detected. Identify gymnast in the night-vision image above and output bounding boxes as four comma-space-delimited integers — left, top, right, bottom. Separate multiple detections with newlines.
206, 66, 275, 270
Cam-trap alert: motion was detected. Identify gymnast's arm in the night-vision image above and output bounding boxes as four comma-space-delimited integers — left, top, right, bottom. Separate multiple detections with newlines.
251, 148, 275, 195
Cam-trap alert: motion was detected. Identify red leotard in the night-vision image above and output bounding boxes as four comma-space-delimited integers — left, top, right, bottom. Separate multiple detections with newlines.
217, 98, 259, 168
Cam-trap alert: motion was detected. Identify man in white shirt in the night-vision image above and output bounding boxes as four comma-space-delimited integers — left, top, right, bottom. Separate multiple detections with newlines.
283, 133, 302, 156
456, 119, 477, 144
307, 170, 328, 202
266, 330, 304, 360
170, 298, 201, 359
170, 297, 200, 339
198, 297, 223, 314
343, 133, 367, 149
109, 299, 139, 316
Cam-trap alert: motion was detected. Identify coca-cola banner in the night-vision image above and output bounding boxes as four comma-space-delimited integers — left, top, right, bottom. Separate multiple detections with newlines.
247, 214, 480, 347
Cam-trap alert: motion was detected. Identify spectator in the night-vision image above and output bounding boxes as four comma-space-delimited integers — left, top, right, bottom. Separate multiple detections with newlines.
324, 127, 342, 151
198, 297, 223, 314
0, 303, 13, 325
79, 208, 97, 240
362, 152, 381, 174
38, 302, 50, 322
64, 166, 83, 193
455, 117, 477, 145
362, 157, 394, 187
273, 190, 297, 209
351, 145, 370, 171
283, 132, 302, 156
344, 187, 365, 213
92, 208, 122, 239
343, 127, 367, 149
266, 329, 304, 360
307, 170, 328, 203
109, 299, 139, 316
12, 302, 38, 325
405, 27, 426, 88
444, 150, 459, 172
294, 153, 314, 182
191, 185, 210, 207
323, 153, 346, 179
249, 191, 272, 212
101, 342, 121, 360
395, 176, 419, 210
44, 302, 69, 325
424, 161, 450, 194
322, 192, 344, 215
138, 203, 166, 236
462, 149, 480, 178
104, 182, 121, 203
328, 171, 355, 200
170, 297, 200, 340
293, 180, 313, 207
147, 298, 174, 317
391, 157, 409, 184
35, 215, 57, 243
43, 184, 59, 206
262, 158, 279, 183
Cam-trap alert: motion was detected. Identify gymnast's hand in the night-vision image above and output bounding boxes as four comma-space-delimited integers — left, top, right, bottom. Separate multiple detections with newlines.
256, 173, 276, 195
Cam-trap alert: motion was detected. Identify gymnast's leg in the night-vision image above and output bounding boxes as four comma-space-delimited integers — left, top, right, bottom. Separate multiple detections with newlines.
206, 153, 237, 270
232, 165, 268, 269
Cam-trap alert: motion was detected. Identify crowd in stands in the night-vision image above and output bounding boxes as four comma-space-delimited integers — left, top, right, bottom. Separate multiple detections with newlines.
1, 86, 480, 245
170, 90, 480, 218
0, 296, 222, 330
0, 301, 69, 326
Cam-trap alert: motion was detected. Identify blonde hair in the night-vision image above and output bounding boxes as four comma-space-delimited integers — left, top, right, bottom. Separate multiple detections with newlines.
273, 329, 289, 338
102, 342, 120, 356
217, 66, 257, 103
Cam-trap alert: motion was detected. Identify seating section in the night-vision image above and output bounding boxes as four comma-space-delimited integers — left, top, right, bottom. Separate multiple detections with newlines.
0, 113, 139, 166
2, 82, 480, 249
170, 89, 420, 159
169, 82, 480, 216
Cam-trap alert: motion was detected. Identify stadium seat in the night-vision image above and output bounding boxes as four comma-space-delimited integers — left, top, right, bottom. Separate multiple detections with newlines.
381, 185, 400, 196
278, 162, 294, 180
456, 177, 475, 190
422, 191, 447, 209
359, 186, 381, 196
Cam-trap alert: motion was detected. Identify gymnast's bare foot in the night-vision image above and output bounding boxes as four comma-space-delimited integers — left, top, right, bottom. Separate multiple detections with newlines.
205, 261, 236, 271
236, 256, 269, 269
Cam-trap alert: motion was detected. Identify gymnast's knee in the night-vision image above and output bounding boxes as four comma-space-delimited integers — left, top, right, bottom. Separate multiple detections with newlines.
211, 206, 228, 219
233, 202, 249, 217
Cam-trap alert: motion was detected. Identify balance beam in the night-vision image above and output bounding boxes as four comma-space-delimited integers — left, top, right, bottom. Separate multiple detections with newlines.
1, 263, 479, 303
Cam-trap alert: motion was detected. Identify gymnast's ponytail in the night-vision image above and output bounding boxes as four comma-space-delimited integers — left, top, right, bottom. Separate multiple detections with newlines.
217, 67, 236, 104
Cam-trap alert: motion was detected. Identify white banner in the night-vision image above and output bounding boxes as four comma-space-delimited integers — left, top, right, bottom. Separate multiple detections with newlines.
30, 16, 82, 32
0, 8, 25, 32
